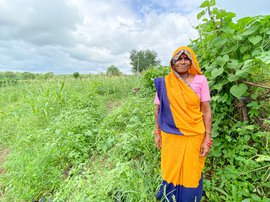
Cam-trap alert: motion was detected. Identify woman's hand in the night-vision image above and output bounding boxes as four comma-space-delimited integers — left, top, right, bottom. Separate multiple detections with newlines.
200, 141, 211, 157
200, 134, 212, 157
154, 133, 162, 149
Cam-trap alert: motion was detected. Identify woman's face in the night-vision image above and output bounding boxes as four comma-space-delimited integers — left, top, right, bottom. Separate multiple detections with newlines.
173, 53, 191, 74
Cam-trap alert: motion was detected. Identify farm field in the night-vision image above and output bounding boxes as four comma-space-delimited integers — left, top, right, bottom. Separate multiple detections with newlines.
0, 72, 269, 202
0, 2, 270, 201
0, 75, 160, 201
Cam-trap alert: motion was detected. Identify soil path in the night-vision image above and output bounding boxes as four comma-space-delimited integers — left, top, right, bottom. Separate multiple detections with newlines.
106, 100, 122, 112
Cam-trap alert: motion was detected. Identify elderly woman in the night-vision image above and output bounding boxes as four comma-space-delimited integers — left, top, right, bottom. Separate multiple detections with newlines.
154, 46, 212, 201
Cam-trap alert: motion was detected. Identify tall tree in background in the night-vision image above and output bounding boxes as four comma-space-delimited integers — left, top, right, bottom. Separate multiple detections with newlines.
106, 65, 122, 76
129, 49, 160, 73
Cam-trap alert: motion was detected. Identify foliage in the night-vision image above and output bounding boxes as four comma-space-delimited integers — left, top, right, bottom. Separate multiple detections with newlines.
189, 0, 270, 201
0, 72, 56, 87
106, 65, 122, 76
130, 49, 161, 73
142, 65, 170, 93
73, 72, 80, 79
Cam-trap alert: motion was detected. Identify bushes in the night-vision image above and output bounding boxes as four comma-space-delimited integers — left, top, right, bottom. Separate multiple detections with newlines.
142, 65, 170, 92
190, 1, 270, 201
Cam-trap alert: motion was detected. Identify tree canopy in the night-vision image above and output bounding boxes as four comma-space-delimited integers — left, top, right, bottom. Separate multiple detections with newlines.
106, 65, 122, 76
129, 49, 160, 73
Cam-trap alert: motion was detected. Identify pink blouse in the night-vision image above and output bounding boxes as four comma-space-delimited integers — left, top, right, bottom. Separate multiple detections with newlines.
154, 75, 211, 104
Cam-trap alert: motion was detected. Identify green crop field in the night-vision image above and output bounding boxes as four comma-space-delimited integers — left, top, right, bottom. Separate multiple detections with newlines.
0, 1, 270, 201
0, 75, 161, 201
0, 70, 269, 201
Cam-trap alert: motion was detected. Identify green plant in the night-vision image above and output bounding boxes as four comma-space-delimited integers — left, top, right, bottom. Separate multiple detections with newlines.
130, 49, 161, 73
73, 72, 80, 79
191, 0, 270, 200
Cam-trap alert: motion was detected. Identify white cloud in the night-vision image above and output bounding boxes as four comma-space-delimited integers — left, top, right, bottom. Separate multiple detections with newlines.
0, 0, 269, 74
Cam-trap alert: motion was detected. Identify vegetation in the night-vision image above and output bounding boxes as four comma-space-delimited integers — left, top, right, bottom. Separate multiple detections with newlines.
129, 49, 161, 73
192, 1, 270, 201
106, 65, 123, 76
0, 1, 269, 201
73, 72, 80, 79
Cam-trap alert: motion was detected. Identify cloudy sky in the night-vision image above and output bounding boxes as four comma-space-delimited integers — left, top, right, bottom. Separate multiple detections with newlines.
0, 0, 269, 74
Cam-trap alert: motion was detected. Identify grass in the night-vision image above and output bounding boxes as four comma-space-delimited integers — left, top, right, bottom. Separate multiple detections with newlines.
0, 74, 269, 201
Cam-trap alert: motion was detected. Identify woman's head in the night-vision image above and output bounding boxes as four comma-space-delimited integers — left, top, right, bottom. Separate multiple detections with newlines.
170, 46, 202, 75
171, 53, 192, 74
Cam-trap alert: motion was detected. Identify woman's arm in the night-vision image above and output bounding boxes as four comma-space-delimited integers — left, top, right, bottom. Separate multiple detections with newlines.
200, 101, 212, 156
154, 104, 162, 149
154, 104, 160, 130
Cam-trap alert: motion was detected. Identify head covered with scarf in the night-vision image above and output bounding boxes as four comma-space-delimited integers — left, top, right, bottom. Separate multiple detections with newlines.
170, 46, 202, 75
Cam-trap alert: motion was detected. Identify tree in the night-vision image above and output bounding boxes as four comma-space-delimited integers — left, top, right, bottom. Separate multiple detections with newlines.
106, 65, 122, 76
129, 49, 160, 73
73, 72, 80, 79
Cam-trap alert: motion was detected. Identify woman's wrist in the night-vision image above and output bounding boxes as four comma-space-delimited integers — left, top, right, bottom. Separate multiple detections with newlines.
205, 131, 212, 136
203, 132, 213, 147
203, 139, 212, 147
154, 128, 161, 136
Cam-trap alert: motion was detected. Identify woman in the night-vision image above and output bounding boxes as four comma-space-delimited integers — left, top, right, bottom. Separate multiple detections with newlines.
154, 46, 212, 202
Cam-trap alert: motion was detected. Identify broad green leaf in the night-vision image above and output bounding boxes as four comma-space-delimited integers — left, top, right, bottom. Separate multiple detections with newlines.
217, 93, 228, 103
210, 0, 216, 6
244, 125, 255, 130
197, 10, 206, 20
216, 11, 236, 20
251, 194, 261, 201
230, 84, 248, 99
212, 82, 224, 91
215, 55, 229, 67
222, 45, 238, 55
235, 69, 248, 77
241, 27, 258, 36
244, 135, 250, 141
228, 74, 239, 82
248, 35, 262, 45
227, 59, 240, 70
200, 0, 209, 8
222, 93, 228, 102
233, 35, 243, 40
242, 59, 254, 68
251, 49, 261, 56
211, 67, 224, 78
240, 46, 249, 54
220, 26, 234, 34
255, 51, 270, 64
214, 37, 227, 49
243, 54, 251, 60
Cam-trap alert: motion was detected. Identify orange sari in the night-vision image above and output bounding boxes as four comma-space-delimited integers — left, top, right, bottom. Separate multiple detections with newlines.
155, 46, 207, 201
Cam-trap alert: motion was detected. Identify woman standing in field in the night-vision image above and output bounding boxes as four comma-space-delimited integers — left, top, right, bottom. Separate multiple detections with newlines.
154, 46, 212, 201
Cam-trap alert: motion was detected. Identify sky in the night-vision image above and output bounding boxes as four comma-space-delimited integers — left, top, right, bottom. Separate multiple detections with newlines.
0, 0, 269, 74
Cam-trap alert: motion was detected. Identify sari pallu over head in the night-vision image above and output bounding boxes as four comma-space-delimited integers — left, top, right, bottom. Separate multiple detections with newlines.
154, 46, 205, 136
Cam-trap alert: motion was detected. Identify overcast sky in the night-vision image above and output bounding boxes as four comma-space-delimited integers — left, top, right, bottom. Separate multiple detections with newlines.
0, 0, 269, 74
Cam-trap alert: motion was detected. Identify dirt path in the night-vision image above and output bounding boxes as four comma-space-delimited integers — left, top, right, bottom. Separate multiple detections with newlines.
106, 100, 122, 112
0, 148, 10, 200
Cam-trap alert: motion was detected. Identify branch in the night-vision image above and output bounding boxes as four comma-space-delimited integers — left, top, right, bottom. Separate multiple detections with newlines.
243, 81, 270, 89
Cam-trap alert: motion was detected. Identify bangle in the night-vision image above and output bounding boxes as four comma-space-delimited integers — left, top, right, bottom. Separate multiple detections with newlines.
203, 137, 213, 147
154, 129, 161, 135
